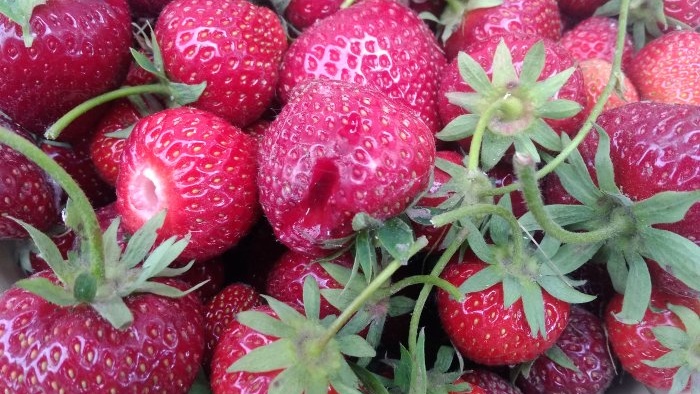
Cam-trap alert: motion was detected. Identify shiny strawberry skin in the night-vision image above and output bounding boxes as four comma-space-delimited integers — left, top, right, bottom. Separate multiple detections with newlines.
605, 289, 700, 391
517, 306, 615, 394
203, 283, 262, 369
0, 273, 205, 393
155, 0, 288, 127
266, 251, 352, 318
559, 16, 635, 71
258, 79, 436, 256
438, 34, 587, 140
578, 58, 639, 120
444, 0, 563, 60
557, 0, 608, 18
116, 107, 259, 262
628, 30, 700, 105
437, 261, 570, 366
285, 0, 344, 30
663, 0, 700, 30
0, 0, 132, 136
597, 101, 700, 243
461, 369, 523, 394
278, 0, 446, 133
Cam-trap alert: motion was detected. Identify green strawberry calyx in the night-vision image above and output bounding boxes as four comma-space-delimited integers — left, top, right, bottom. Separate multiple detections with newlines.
0, 0, 47, 47
436, 0, 504, 44
437, 39, 581, 172
644, 304, 700, 394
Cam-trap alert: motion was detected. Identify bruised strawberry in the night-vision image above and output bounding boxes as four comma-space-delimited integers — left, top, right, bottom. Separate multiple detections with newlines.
155, 0, 288, 127
278, 0, 446, 133
258, 79, 435, 256
116, 107, 259, 262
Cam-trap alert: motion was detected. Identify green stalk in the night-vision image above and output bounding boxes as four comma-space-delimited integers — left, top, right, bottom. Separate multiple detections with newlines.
319, 238, 428, 347
480, 0, 633, 198
467, 99, 504, 171
389, 275, 462, 300
340, 0, 356, 8
45, 84, 169, 140
515, 156, 633, 243
0, 128, 105, 280
407, 228, 468, 354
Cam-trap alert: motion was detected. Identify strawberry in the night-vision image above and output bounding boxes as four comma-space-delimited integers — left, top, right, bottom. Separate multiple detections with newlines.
605, 289, 700, 392
258, 79, 436, 256
0, 0, 132, 138
127, 0, 173, 18
203, 282, 262, 369
441, 0, 563, 60
578, 58, 639, 120
284, 0, 345, 30
175, 256, 227, 303
488, 161, 528, 218
116, 107, 259, 262
0, 120, 60, 239
461, 369, 523, 394
437, 258, 571, 365
557, 0, 608, 19
0, 271, 205, 393
277, 0, 447, 133
155, 0, 288, 127
516, 306, 615, 394
627, 30, 700, 106
558, 16, 635, 71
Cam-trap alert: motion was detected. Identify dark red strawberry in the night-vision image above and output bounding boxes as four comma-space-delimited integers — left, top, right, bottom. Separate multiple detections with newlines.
558, 16, 635, 71
0, 120, 60, 239
627, 30, 700, 105
516, 306, 615, 394
258, 79, 436, 256
155, 0, 288, 127
203, 282, 262, 369
568, 261, 616, 317
278, 0, 447, 133
488, 161, 528, 218
285, 0, 344, 30
461, 369, 523, 394
578, 58, 639, 120
442, 0, 563, 60
127, 0, 173, 18
116, 107, 259, 262
175, 257, 227, 304
557, 0, 608, 19
0, 0, 132, 137
125, 49, 159, 86
646, 258, 700, 300
606, 289, 700, 392
0, 272, 205, 393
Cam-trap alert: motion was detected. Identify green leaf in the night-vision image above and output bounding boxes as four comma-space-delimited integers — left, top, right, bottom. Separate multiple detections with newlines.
638, 228, 700, 292
491, 39, 518, 88
303, 276, 321, 321
592, 124, 620, 195
120, 211, 166, 269
354, 230, 377, 283
632, 190, 700, 226
169, 82, 207, 106
545, 345, 580, 373
15, 278, 77, 306
459, 265, 503, 294
456, 51, 496, 97
228, 338, 296, 373
521, 281, 546, 338
9, 216, 74, 285
377, 218, 415, 263
530, 67, 576, 103
481, 131, 513, 171
445, 93, 483, 114
651, 326, 689, 350
519, 205, 596, 232
519, 41, 546, 87
536, 99, 582, 120
337, 335, 376, 358
614, 251, 652, 324
0, 0, 47, 47
528, 119, 562, 152
91, 296, 134, 329
537, 276, 596, 304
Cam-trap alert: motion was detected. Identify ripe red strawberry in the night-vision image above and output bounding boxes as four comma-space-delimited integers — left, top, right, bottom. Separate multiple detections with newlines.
0, 120, 60, 239
266, 251, 352, 318
461, 369, 523, 394
516, 306, 615, 394
557, 0, 608, 19
0, 272, 205, 393
0, 0, 132, 137
437, 259, 570, 365
578, 58, 639, 120
174, 257, 227, 303
125, 50, 159, 86
127, 0, 173, 18
203, 283, 262, 368
285, 0, 344, 30
558, 16, 635, 71
605, 289, 700, 391
258, 79, 436, 256
278, 0, 447, 133
116, 107, 259, 262
442, 0, 563, 60
155, 0, 288, 127
627, 30, 700, 105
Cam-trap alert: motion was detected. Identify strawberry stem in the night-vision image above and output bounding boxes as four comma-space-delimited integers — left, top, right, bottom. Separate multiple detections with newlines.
514, 153, 634, 243
480, 0, 633, 197
340, 0, 355, 8
389, 275, 462, 300
319, 238, 428, 347
407, 227, 469, 354
0, 127, 105, 280
467, 98, 507, 171
45, 84, 170, 140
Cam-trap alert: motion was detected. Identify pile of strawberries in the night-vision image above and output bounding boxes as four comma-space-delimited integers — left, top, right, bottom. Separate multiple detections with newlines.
0, 0, 698, 393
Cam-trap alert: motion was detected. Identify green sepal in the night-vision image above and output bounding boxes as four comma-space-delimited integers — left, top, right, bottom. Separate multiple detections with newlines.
168, 81, 208, 106
614, 251, 652, 324
354, 230, 377, 283
388, 295, 416, 317
544, 242, 604, 276
544, 345, 580, 373
445, 93, 483, 115
502, 275, 521, 308
304, 276, 322, 321
457, 51, 496, 97
464, 219, 495, 263
132, 280, 205, 299
592, 124, 620, 195
0, 0, 47, 47
521, 281, 547, 338
651, 326, 689, 351
667, 304, 700, 339
643, 350, 687, 369
537, 276, 596, 304
349, 363, 390, 394
436, 114, 480, 141
669, 365, 694, 394
73, 272, 97, 303
529, 119, 562, 152
236, 309, 296, 339
91, 296, 134, 329
263, 295, 306, 324
102, 218, 124, 273
514, 135, 540, 163
187, 368, 212, 394
491, 39, 518, 88
606, 249, 628, 294
377, 218, 415, 264
336, 335, 376, 358
480, 131, 513, 171
130, 235, 190, 290
638, 227, 700, 292
409, 330, 429, 394
228, 338, 296, 373
104, 124, 135, 139
458, 264, 503, 294
130, 48, 165, 80
63, 198, 83, 233
519, 205, 597, 232
120, 210, 166, 269
519, 40, 545, 87
536, 99, 582, 120
486, 194, 512, 246
632, 190, 700, 226
529, 67, 577, 104
15, 277, 77, 307
157, 260, 195, 277
533, 233, 562, 261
